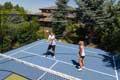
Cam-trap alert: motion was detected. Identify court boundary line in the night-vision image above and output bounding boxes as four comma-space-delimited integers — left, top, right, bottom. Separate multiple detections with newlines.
0, 53, 81, 80
22, 50, 116, 78
0, 40, 98, 61
0, 41, 44, 61
0, 40, 116, 79
37, 61, 58, 80
113, 56, 119, 80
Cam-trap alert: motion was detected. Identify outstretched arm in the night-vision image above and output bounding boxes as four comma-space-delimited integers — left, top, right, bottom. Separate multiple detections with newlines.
48, 35, 51, 42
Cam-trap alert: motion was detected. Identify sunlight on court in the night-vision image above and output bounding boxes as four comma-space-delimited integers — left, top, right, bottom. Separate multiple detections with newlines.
5, 74, 27, 80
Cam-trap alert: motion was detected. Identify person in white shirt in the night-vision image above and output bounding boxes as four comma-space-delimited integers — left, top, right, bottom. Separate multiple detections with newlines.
78, 41, 85, 71
46, 32, 56, 58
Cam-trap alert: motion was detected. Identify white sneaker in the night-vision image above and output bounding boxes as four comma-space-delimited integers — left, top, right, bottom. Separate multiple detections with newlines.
78, 68, 83, 71
43, 55, 47, 57
53, 56, 55, 59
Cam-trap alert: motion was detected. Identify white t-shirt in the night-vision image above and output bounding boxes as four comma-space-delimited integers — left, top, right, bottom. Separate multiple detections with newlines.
80, 46, 85, 56
48, 35, 56, 45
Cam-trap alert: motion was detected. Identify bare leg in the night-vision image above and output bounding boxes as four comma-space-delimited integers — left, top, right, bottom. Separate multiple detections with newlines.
80, 58, 83, 68
78, 58, 83, 70
82, 59, 85, 67
81, 59, 85, 69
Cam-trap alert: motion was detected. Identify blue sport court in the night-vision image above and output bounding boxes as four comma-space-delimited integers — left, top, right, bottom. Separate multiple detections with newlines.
0, 39, 119, 80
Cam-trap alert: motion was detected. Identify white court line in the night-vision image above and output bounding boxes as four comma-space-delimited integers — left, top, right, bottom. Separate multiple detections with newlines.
0, 41, 44, 61
22, 50, 116, 78
0, 53, 81, 80
113, 56, 119, 80
37, 61, 58, 80
0, 40, 116, 78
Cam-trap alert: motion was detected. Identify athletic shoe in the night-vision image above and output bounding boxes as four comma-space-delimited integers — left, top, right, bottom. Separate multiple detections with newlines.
53, 56, 55, 59
43, 55, 47, 57
78, 68, 83, 71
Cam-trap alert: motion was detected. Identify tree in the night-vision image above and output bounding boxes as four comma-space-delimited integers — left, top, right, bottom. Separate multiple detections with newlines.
75, 0, 120, 53
4, 2, 13, 9
0, 4, 3, 11
98, 0, 120, 52
52, 0, 69, 35
7, 11, 24, 23
0, 2, 40, 52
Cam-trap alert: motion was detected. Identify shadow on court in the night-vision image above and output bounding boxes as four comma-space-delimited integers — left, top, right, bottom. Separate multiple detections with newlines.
99, 53, 120, 70
43, 51, 54, 57
115, 55, 120, 70
71, 60, 80, 69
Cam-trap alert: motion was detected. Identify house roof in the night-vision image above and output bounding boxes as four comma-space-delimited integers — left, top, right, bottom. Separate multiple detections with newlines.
39, 6, 76, 11
39, 6, 57, 10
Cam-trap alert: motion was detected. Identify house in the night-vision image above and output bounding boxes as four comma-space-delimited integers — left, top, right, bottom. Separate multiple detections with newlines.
38, 6, 76, 27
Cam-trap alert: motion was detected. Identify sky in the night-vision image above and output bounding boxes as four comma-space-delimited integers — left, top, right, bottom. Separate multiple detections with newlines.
0, 0, 119, 13
0, 0, 77, 13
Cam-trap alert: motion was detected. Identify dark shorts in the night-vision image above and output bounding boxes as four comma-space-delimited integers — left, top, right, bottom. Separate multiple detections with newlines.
80, 56, 85, 59
79, 52, 85, 59
48, 45, 56, 51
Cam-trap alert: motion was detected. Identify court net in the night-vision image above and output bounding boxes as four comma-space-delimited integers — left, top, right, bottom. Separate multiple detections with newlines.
0, 53, 81, 80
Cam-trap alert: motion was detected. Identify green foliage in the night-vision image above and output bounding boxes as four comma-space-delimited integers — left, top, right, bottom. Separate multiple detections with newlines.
96, 0, 120, 52
0, 2, 40, 52
0, 2, 26, 14
63, 23, 78, 43
75, 0, 120, 53
75, 0, 105, 43
52, 0, 69, 35
4, 2, 13, 9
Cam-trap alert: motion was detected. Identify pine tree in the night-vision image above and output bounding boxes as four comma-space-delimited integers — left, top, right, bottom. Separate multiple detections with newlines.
75, 0, 106, 43
4, 2, 13, 9
99, 0, 120, 52
75, 0, 120, 52
52, 0, 69, 36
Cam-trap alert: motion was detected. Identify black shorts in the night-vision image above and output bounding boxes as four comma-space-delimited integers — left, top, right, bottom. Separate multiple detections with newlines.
48, 45, 56, 51
80, 56, 85, 59
79, 52, 85, 59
